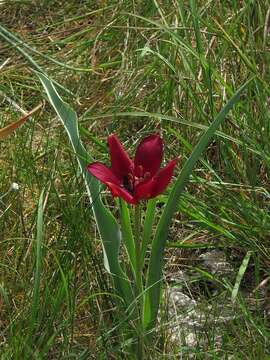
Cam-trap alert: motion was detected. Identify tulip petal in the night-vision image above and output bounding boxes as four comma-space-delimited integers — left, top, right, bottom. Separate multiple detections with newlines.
108, 134, 133, 178
134, 177, 155, 201
149, 158, 178, 198
87, 162, 137, 204
87, 162, 120, 185
134, 134, 163, 177
106, 182, 137, 204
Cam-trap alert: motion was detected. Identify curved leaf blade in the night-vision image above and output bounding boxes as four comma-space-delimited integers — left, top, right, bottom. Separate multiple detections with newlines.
119, 199, 136, 273
141, 199, 156, 267
36, 71, 134, 306
143, 77, 254, 330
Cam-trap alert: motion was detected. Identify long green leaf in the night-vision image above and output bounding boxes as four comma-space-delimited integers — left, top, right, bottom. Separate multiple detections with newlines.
141, 199, 156, 267
36, 71, 134, 307
143, 77, 254, 330
119, 199, 136, 273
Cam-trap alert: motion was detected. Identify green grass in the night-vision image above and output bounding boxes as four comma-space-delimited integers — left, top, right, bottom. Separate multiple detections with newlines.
1, 1, 270, 358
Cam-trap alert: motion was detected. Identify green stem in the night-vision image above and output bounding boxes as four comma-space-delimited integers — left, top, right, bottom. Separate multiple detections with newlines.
134, 204, 144, 359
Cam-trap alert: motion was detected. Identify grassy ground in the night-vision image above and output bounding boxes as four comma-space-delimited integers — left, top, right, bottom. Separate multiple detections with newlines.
1, 1, 270, 358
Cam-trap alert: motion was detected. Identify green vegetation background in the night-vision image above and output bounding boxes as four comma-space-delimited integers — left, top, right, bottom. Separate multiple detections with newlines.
0, 1, 269, 358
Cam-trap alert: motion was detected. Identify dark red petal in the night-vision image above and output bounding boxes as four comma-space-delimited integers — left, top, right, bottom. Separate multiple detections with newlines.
108, 134, 133, 178
149, 158, 178, 198
134, 177, 155, 201
87, 162, 137, 204
87, 162, 120, 185
106, 182, 137, 204
134, 134, 163, 177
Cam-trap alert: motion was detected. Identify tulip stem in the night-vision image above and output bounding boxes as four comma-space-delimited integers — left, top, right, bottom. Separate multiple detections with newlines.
134, 204, 144, 359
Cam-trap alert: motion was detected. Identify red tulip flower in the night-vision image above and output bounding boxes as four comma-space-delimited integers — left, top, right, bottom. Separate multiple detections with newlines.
87, 134, 178, 205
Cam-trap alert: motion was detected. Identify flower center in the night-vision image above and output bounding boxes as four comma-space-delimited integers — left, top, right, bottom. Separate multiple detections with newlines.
123, 173, 134, 193
122, 169, 151, 194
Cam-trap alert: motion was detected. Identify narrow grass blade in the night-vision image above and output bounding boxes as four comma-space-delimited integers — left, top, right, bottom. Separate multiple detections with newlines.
0, 24, 118, 73
167, 242, 224, 250
30, 189, 44, 336
189, 0, 213, 113
143, 77, 254, 330
0, 102, 42, 140
36, 72, 134, 306
0, 26, 74, 97
231, 251, 252, 304
88, 111, 262, 157
0, 284, 9, 306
